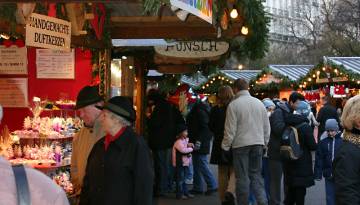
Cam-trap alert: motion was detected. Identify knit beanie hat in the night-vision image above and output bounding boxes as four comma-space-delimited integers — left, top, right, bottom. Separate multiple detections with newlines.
295, 101, 311, 117
262, 98, 275, 109
325, 119, 339, 131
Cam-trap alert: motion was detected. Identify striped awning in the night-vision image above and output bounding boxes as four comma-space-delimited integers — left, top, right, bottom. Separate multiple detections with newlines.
268, 65, 313, 81
181, 75, 207, 87
325, 57, 360, 74
220, 70, 261, 82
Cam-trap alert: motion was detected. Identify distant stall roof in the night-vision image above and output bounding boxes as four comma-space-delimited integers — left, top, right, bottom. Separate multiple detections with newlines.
268, 65, 313, 81
147, 70, 163, 77
325, 57, 360, 74
220, 70, 261, 82
181, 75, 207, 87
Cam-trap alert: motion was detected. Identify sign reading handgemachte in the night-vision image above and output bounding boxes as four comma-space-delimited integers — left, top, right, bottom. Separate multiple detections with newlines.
0, 46, 27, 75
26, 13, 71, 52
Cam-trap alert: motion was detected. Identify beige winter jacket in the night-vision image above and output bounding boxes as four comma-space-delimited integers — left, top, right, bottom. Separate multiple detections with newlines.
222, 90, 270, 150
70, 119, 104, 195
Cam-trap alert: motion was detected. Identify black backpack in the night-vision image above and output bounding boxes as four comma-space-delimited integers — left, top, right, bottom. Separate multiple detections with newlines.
280, 122, 307, 161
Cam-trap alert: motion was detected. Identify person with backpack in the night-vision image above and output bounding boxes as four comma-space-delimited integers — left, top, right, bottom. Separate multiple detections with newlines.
268, 92, 305, 205
314, 119, 342, 205
282, 101, 317, 205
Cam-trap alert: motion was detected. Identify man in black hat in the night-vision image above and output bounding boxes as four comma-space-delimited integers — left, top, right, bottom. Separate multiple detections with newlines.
71, 85, 104, 203
97, 96, 154, 205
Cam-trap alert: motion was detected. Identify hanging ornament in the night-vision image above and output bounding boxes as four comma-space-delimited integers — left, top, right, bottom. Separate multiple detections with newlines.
48, 3, 57, 17
3, 40, 12, 47
15, 3, 36, 24
14, 39, 25, 47
220, 10, 229, 30
90, 3, 106, 40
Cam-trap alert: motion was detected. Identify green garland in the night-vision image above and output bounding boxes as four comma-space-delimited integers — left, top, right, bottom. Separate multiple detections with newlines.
298, 62, 360, 89
195, 72, 233, 94
249, 67, 295, 94
142, 0, 270, 60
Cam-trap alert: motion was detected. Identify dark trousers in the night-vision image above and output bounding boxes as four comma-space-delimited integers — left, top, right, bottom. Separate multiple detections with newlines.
325, 179, 335, 205
176, 165, 189, 197
268, 159, 283, 205
284, 186, 306, 205
153, 149, 172, 194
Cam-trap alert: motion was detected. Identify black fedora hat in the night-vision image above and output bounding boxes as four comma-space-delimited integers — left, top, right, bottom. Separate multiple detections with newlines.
75, 85, 103, 109
96, 96, 136, 122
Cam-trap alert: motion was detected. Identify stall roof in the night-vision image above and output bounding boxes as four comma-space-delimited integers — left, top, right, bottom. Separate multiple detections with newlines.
181, 75, 207, 87
325, 57, 360, 74
268, 65, 313, 81
221, 70, 261, 82
147, 70, 163, 77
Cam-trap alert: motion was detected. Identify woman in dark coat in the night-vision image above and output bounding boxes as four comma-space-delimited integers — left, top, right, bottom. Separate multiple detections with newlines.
283, 101, 317, 205
333, 95, 360, 205
209, 86, 235, 203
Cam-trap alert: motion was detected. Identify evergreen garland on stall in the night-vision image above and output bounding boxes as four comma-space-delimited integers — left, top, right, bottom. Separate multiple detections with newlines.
298, 62, 360, 89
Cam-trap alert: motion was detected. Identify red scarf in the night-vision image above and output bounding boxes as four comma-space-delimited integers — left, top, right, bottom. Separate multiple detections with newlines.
104, 127, 127, 150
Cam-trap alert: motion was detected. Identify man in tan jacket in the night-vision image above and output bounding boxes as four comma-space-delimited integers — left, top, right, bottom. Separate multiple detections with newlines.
71, 86, 104, 197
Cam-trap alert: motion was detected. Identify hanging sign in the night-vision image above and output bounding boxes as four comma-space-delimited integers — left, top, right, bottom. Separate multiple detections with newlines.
155, 41, 229, 58
36, 49, 75, 79
170, 0, 212, 24
0, 78, 28, 107
316, 77, 348, 83
0, 46, 27, 75
26, 13, 71, 51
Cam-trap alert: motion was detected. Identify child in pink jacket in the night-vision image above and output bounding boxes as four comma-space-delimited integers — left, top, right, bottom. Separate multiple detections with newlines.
172, 124, 194, 200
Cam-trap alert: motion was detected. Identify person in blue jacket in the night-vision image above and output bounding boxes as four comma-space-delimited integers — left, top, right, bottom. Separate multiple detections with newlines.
314, 119, 343, 205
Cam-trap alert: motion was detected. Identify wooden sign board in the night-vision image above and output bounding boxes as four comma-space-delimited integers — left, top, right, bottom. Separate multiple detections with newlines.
0, 46, 27, 75
155, 41, 229, 58
26, 13, 71, 51
316, 77, 348, 83
0, 78, 28, 107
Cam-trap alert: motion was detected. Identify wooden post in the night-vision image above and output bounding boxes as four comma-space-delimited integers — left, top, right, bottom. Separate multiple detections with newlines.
134, 57, 146, 135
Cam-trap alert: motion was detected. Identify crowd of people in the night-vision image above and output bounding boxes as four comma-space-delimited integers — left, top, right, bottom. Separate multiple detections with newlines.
146, 78, 360, 205
0, 79, 359, 205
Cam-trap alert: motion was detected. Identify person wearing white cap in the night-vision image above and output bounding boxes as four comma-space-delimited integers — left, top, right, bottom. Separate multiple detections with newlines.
314, 119, 343, 205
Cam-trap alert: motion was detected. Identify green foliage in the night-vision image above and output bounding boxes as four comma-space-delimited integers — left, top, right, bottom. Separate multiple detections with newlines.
0, 3, 17, 34
142, 0, 270, 60
249, 68, 295, 94
230, 0, 270, 60
195, 73, 233, 94
142, 0, 170, 15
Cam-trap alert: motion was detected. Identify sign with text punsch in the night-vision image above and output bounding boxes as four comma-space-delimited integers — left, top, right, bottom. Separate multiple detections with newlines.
26, 13, 71, 51
155, 41, 229, 58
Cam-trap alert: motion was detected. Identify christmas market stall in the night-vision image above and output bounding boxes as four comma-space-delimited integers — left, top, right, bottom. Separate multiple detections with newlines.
297, 57, 360, 110
250, 65, 313, 99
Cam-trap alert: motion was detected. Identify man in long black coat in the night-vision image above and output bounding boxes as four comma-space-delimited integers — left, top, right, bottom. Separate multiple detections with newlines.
82, 96, 154, 205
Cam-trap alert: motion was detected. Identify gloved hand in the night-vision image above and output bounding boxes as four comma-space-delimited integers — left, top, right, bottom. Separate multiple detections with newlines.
221, 148, 232, 164
194, 141, 201, 151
